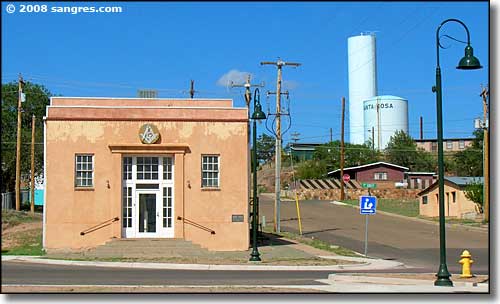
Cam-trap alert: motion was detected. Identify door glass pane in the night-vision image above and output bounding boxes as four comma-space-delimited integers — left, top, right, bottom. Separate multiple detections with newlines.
139, 193, 156, 233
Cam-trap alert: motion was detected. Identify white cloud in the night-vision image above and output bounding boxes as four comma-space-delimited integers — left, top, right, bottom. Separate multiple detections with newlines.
216, 69, 252, 87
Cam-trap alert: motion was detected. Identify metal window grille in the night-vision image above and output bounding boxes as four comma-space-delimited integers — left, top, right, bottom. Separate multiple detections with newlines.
75, 154, 93, 187
201, 155, 219, 188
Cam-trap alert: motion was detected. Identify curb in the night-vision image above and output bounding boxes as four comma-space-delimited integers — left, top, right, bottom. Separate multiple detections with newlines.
1, 255, 404, 271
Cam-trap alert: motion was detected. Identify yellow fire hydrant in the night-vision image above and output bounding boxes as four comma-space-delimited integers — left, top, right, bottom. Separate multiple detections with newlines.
459, 250, 474, 278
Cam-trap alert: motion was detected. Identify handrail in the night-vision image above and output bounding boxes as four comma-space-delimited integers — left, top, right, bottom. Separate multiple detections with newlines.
80, 217, 119, 236
177, 216, 215, 235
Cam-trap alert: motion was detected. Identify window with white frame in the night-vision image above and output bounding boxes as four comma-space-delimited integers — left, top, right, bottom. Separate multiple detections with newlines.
163, 157, 173, 180
459, 140, 465, 149
373, 172, 387, 180
75, 154, 94, 187
201, 155, 220, 188
123, 157, 132, 180
122, 187, 132, 228
446, 141, 453, 150
136, 157, 159, 180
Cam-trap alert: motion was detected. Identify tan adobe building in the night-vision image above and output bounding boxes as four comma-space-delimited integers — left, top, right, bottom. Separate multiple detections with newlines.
417, 176, 482, 219
43, 97, 249, 251
415, 138, 473, 153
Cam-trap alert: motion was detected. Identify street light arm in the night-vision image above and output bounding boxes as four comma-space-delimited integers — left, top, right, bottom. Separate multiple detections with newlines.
436, 18, 472, 67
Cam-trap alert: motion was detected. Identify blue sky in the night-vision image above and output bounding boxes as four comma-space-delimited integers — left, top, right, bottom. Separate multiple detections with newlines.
2, 1, 490, 145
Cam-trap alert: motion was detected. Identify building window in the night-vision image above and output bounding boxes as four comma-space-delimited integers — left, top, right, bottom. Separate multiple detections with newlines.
459, 140, 465, 149
435, 193, 439, 204
431, 142, 438, 152
452, 191, 456, 203
75, 154, 93, 187
163, 187, 173, 228
446, 141, 453, 150
122, 187, 132, 228
136, 157, 159, 180
374, 172, 388, 180
163, 157, 173, 180
422, 195, 428, 204
202, 155, 220, 188
123, 157, 132, 180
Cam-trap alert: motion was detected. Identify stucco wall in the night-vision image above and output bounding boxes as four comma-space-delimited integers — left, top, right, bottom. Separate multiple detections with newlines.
45, 117, 249, 251
419, 184, 478, 218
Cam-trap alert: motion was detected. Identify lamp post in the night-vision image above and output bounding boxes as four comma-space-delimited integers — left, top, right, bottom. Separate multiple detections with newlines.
250, 88, 266, 262
433, 18, 482, 287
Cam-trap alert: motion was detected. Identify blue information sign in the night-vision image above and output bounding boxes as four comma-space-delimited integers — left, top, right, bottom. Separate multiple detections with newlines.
359, 196, 377, 215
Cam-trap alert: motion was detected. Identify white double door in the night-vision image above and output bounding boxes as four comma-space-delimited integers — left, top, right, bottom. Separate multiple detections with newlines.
122, 156, 174, 238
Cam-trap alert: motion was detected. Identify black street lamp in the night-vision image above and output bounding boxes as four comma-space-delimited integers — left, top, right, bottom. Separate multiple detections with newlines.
250, 88, 266, 262
433, 18, 482, 287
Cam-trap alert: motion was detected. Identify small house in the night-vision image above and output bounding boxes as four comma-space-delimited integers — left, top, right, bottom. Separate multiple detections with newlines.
327, 161, 408, 189
417, 177, 483, 219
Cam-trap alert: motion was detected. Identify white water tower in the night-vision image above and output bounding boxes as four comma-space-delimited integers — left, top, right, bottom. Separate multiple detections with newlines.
348, 33, 378, 145
363, 95, 409, 150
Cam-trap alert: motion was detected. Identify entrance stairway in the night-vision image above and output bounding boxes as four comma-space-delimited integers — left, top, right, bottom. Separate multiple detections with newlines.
49, 239, 212, 260
75, 238, 212, 259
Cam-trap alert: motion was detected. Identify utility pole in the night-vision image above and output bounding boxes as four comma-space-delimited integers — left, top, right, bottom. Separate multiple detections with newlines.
261, 58, 301, 233
230, 75, 264, 230
330, 128, 333, 143
340, 97, 346, 200
371, 126, 375, 150
189, 80, 197, 98
291, 132, 300, 143
15, 74, 24, 211
420, 116, 424, 140
480, 86, 489, 222
30, 115, 36, 214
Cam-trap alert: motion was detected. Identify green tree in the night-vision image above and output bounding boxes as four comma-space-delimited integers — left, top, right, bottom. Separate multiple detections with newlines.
2, 81, 52, 192
255, 133, 275, 164
464, 180, 483, 213
310, 141, 380, 174
296, 159, 327, 179
452, 130, 483, 176
385, 130, 435, 171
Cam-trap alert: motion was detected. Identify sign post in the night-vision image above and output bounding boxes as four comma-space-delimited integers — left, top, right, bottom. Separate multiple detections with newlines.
359, 195, 377, 257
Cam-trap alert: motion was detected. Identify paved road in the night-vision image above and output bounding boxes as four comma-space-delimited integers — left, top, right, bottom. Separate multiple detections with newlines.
2, 261, 333, 286
260, 197, 489, 274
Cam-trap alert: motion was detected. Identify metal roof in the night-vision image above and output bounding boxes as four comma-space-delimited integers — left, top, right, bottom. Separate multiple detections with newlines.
445, 176, 484, 186
327, 161, 409, 175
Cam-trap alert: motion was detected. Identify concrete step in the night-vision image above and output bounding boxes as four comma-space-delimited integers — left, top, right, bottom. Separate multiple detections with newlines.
82, 238, 211, 258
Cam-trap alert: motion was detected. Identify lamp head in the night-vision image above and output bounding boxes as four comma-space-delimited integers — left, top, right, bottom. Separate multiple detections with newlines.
457, 45, 482, 70
252, 102, 266, 120
251, 88, 266, 120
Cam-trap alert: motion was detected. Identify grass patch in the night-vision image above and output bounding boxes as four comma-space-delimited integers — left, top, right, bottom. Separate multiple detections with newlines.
342, 199, 419, 217
2, 209, 42, 228
263, 227, 359, 257
2, 228, 45, 256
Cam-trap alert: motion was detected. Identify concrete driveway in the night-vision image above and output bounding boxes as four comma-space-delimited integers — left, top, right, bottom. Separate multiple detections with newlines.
259, 196, 489, 274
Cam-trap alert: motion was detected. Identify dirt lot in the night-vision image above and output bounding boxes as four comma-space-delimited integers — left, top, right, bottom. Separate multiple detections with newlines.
2, 221, 42, 249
